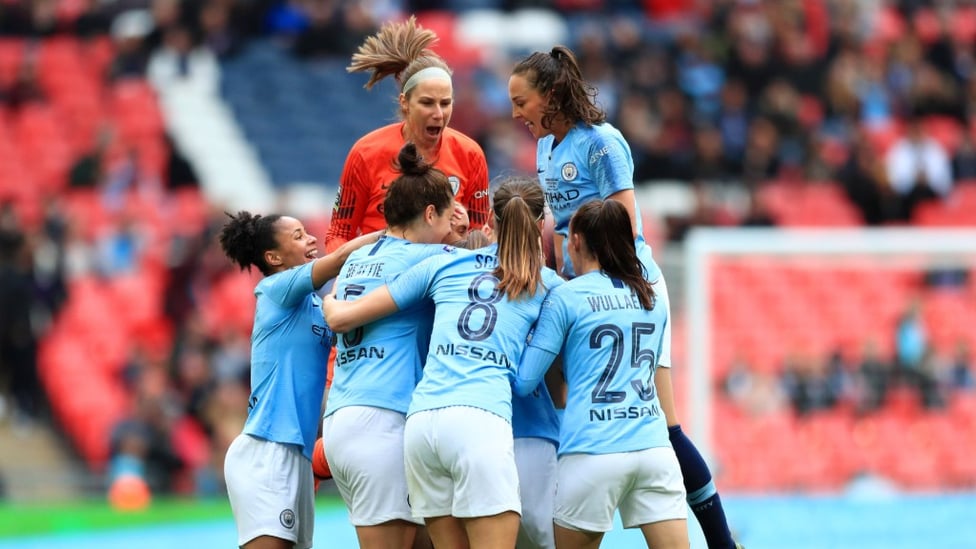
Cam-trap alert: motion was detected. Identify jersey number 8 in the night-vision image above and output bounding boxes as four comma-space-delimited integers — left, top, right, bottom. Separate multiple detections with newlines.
457, 272, 502, 341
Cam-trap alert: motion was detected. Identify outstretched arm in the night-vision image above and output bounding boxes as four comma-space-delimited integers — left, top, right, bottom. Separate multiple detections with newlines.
322, 285, 398, 333
514, 345, 558, 397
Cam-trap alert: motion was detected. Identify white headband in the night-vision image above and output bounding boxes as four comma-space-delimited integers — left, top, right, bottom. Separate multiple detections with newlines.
402, 67, 452, 94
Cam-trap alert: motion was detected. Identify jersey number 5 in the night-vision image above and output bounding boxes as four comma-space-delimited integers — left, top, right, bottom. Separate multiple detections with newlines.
590, 322, 657, 404
341, 284, 366, 347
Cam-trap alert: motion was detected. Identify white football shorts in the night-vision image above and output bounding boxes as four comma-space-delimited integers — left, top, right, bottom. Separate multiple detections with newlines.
224, 433, 315, 548
554, 446, 686, 532
322, 405, 422, 526
515, 436, 557, 549
404, 406, 521, 519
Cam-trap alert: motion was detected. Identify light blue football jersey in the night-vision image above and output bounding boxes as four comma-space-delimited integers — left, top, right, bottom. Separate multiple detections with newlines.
536, 121, 662, 281
523, 271, 670, 456
243, 261, 331, 461
388, 244, 563, 423
511, 267, 565, 445
325, 236, 451, 417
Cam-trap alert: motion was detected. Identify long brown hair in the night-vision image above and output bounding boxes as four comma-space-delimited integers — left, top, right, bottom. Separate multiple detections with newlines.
570, 200, 654, 310
492, 177, 546, 300
347, 15, 452, 100
511, 45, 606, 131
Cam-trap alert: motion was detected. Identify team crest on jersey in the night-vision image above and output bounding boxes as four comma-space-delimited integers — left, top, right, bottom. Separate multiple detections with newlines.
561, 162, 578, 181
448, 175, 460, 194
280, 509, 295, 529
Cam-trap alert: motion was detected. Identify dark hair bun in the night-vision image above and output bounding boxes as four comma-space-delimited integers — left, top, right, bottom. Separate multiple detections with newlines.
396, 142, 431, 176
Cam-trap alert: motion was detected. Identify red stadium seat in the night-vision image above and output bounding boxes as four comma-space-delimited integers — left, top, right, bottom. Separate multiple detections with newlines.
414, 11, 485, 71
954, 6, 976, 43
171, 416, 212, 470
0, 39, 24, 88
912, 8, 942, 45
921, 115, 964, 154
871, 6, 906, 44
757, 181, 863, 227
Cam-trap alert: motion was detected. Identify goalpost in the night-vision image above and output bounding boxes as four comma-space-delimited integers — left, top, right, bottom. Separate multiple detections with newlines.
682, 227, 976, 465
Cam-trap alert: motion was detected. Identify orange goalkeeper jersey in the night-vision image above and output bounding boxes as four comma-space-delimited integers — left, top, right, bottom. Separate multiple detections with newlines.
325, 122, 490, 253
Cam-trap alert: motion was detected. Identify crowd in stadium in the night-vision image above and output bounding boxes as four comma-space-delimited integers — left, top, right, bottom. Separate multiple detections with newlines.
1, 0, 975, 506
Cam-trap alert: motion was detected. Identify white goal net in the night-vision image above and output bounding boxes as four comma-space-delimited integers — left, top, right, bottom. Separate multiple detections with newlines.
682, 227, 976, 491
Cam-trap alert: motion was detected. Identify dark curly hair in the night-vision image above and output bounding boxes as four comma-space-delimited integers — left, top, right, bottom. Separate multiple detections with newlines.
218, 211, 283, 276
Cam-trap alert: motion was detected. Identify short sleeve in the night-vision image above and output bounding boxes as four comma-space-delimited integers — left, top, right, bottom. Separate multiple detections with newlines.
260, 262, 315, 308
588, 133, 634, 199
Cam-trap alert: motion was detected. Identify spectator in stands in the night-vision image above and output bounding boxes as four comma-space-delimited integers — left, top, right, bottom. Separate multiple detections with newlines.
895, 298, 929, 375
838, 130, 898, 225
738, 187, 776, 227
739, 116, 781, 187
263, 0, 311, 37
906, 62, 961, 119
68, 126, 114, 189
723, 355, 788, 417
884, 115, 953, 220
758, 79, 806, 176
219, 209, 378, 549
198, 0, 243, 59
915, 348, 947, 409
1, 52, 45, 112
893, 298, 943, 408
951, 133, 976, 181
325, 16, 490, 254
0, 219, 42, 431
780, 352, 841, 416
674, 27, 725, 120
689, 123, 739, 184
946, 340, 975, 392
143, 0, 183, 53
108, 367, 185, 494
94, 213, 145, 277
0, 0, 58, 36
663, 182, 723, 241
107, 9, 154, 81
713, 79, 752, 169
723, 3, 776, 101
30, 202, 68, 326
292, 0, 377, 59
856, 339, 895, 414
147, 25, 219, 87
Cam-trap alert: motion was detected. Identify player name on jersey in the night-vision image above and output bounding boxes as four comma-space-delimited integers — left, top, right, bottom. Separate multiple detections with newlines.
473, 253, 498, 269
586, 293, 643, 312
345, 261, 385, 278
